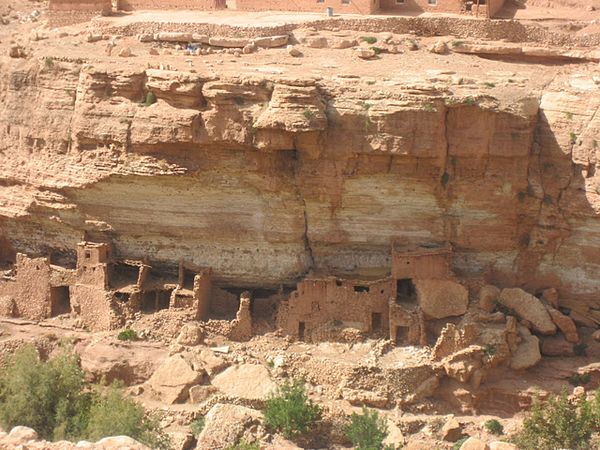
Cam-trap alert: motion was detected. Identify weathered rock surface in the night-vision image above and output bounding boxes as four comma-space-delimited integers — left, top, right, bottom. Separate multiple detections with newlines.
195, 403, 262, 450
416, 280, 469, 319
498, 289, 557, 335
211, 363, 275, 400
147, 354, 203, 403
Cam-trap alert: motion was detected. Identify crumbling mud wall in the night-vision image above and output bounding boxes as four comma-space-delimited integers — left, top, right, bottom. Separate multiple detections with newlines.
0, 60, 598, 324
118, 0, 225, 12
234, 0, 378, 15
48, 0, 112, 27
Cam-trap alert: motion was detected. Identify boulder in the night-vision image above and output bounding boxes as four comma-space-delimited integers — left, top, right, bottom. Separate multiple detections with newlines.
593, 330, 600, 341
242, 43, 256, 54
0, 296, 15, 317
430, 40, 449, 54
547, 307, 579, 343
95, 436, 151, 449
442, 346, 483, 383
441, 417, 465, 442
117, 47, 132, 57
460, 437, 490, 450
540, 335, 575, 357
147, 354, 203, 404
9, 45, 25, 58
287, 45, 302, 57
252, 35, 289, 48
416, 279, 469, 319
357, 48, 376, 59
498, 288, 556, 335
7, 426, 37, 443
211, 363, 275, 401
149, 48, 159, 56
208, 37, 249, 48
176, 323, 204, 346
305, 36, 328, 48
331, 38, 357, 49
195, 403, 262, 450
190, 348, 229, 376
191, 33, 209, 43
479, 285, 500, 313
167, 431, 194, 450
155, 32, 193, 42
78, 341, 167, 385
510, 334, 541, 370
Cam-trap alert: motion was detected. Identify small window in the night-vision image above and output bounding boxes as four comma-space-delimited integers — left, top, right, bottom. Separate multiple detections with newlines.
354, 285, 370, 293
428, 0, 437, 4
342, 0, 350, 4
84, 251, 91, 259
396, 0, 405, 3
317, 0, 324, 3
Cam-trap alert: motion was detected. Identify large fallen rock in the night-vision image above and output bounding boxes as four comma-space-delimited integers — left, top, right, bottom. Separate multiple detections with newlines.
211, 363, 275, 401
147, 354, 203, 403
460, 437, 490, 450
547, 307, 579, 343
78, 341, 167, 385
498, 288, 557, 335
510, 329, 541, 370
195, 403, 262, 450
208, 37, 250, 48
252, 35, 289, 48
416, 279, 469, 319
479, 285, 500, 312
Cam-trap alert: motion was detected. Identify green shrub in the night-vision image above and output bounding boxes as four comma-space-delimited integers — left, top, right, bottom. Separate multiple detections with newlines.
484, 419, 503, 435
190, 416, 205, 436
263, 378, 322, 439
344, 407, 388, 450
303, 109, 315, 120
570, 132, 578, 145
0, 346, 168, 448
44, 57, 54, 68
224, 440, 260, 450
143, 92, 157, 107
574, 342, 588, 356
117, 328, 138, 341
568, 373, 591, 386
452, 437, 469, 450
0, 345, 88, 440
361, 36, 378, 44
87, 384, 169, 449
513, 389, 595, 450
371, 46, 383, 55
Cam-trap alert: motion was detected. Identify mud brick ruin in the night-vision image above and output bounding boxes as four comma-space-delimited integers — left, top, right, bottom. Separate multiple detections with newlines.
47, 0, 506, 28
0, 240, 469, 348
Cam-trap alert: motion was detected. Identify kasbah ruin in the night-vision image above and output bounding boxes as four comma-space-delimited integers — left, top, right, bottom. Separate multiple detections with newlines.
0, 0, 600, 447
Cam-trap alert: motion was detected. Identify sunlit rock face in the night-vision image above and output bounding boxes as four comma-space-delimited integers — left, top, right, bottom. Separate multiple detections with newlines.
0, 61, 598, 318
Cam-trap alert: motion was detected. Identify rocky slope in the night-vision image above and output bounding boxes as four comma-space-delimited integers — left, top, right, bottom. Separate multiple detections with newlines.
0, 34, 599, 317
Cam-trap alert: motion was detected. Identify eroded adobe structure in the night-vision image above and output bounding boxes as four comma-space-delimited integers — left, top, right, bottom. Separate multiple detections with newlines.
47, 0, 506, 26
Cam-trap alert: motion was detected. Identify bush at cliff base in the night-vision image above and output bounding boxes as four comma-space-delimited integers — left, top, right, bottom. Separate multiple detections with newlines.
0, 345, 169, 449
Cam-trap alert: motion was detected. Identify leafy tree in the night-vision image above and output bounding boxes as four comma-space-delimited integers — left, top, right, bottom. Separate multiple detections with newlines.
263, 378, 322, 439
344, 407, 388, 450
513, 389, 595, 450
484, 419, 503, 435
190, 416, 205, 437
0, 345, 88, 440
0, 345, 168, 449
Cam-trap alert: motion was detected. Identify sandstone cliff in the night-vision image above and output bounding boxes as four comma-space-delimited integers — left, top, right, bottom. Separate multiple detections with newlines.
0, 57, 598, 318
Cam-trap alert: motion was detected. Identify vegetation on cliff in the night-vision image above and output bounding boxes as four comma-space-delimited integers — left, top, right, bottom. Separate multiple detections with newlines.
0, 345, 169, 449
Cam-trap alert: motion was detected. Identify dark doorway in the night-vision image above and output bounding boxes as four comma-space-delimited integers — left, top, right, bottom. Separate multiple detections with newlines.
395, 326, 409, 345
396, 279, 417, 304
141, 290, 172, 313
371, 312, 382, 332
50, 286, 71, 316
298, 321, 306, 340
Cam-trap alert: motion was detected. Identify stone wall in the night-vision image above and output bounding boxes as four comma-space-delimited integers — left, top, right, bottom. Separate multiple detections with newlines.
118, 0, 225, 11
48, 0, 112, 27
234, 0, 378, 15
